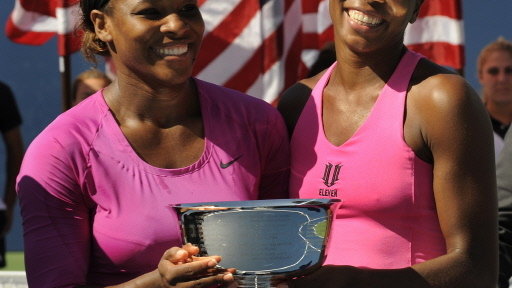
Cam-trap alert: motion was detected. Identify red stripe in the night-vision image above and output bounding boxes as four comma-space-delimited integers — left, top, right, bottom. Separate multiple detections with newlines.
223, 24, 282, 92
418, 0, 461, 19
272, 29, 306, 106
224, 46, 263, 92
263, 26, 282, 72
301, 0, 323, 13
58, 30, 82, 56
284, 28, 305, 90
18, 0, 79, 17
223, 0, 299, 94
4, 18, 55, 45
193, 0, 260, 76
407, 42, 465, 69
302, 27, 333, 50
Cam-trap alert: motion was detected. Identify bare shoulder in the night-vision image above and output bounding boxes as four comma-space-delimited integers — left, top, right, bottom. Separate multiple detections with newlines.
408, 58, 487, 125
409, 59, 478, 107
405, 58, 493, 162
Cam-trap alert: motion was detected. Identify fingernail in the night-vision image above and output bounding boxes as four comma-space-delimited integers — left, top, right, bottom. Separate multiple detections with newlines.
176, 249, 186, 257
208, 259, 218, 267
223, 272, 234, 281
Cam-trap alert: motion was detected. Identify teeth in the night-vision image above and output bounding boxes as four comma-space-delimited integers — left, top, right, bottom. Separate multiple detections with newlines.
155, 45, 188, 57
348, 10, 383, 26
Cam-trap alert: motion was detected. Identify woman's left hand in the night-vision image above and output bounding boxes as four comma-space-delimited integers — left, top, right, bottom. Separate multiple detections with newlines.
157, 243, 236, 287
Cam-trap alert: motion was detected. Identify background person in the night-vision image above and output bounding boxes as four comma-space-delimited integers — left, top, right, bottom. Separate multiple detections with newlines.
16, 0, 290, 287
71, 68, 112, 106
477, 37, 512, 159
0, 81, 23, 268
278, 0, 497, 287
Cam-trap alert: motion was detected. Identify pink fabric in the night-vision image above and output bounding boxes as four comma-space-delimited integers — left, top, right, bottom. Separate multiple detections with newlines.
290, 50, 446, 268
16, 79, 289, 287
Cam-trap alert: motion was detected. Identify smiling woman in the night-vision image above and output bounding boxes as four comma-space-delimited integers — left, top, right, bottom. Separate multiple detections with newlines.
15, 0, 290, 287
277, 0, 497, 287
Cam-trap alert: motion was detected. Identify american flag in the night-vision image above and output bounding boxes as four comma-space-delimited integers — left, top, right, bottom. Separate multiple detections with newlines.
404, 0, 464, 70
5, 0, 464, 103
194, 0, 306, 104
195, 0, 464, 103
5, 0, 81, 56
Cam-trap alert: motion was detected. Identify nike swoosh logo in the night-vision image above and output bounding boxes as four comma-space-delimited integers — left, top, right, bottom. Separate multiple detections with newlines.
220, 155, 243, 169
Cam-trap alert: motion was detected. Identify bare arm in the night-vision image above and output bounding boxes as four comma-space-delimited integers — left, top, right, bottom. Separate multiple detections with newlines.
279, 73, 497, 288
408, 73, 497, 287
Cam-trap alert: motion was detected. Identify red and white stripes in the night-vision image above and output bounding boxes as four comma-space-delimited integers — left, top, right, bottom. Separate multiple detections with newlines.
5, 0, 81, 56
195, 0, 464, 103
195, 0, 306, 103
404, 0, 465, 69
5, 0, 464, 103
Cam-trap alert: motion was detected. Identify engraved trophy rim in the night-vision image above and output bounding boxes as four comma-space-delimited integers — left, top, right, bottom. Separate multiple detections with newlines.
170, 198, 341, 210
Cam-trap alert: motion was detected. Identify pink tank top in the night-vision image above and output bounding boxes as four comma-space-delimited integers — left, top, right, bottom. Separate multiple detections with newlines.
290, 50, 446, 268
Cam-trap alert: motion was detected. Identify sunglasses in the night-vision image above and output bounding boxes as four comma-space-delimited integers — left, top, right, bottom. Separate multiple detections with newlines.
486, 66, 512, 76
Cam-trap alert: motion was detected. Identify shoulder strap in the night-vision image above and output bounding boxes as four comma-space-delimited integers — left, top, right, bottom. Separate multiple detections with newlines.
277, 82, 312, 138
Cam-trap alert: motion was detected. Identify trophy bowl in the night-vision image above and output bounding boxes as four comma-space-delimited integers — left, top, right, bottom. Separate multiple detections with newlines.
172, 198, 341, 288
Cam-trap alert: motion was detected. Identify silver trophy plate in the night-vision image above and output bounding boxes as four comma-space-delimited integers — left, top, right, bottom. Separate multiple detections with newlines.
172, 198, 340, 287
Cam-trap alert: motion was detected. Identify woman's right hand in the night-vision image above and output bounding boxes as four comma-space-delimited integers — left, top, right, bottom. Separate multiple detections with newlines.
157, 243, 236, 287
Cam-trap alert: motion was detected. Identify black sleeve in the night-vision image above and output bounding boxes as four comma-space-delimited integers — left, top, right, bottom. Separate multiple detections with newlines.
0, 81, 22, 133
277, 82, 312, 138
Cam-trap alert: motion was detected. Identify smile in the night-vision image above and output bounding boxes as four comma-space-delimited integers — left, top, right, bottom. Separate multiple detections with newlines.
154, 44, 188, 57
347, 10, 383, 27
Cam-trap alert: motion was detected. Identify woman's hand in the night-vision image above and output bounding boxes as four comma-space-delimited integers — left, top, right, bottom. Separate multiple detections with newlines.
157, 243, 236, 287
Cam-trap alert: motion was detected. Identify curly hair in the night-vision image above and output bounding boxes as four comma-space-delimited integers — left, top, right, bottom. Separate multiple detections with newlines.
79, 0, 112, 64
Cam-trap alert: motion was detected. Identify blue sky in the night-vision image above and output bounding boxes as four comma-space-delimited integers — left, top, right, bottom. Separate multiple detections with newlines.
0, 1, 511, 251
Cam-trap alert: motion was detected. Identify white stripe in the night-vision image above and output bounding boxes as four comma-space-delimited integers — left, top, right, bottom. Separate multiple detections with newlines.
404, 16, 464, 45
10, 0, 57, 33
248, 60, 283, 102
56, 5, 80, 34
258, 1, 285, 101
284, 0, 302, 54
302, 13, 317, 33
302, 49, 321, 69
197, 10, 264, 84
261, 0, 284, 40
317, 0, 332, 34
302, 0, 331, 34
200, 0, 242, 34
254, 0, 303, 102
10, 0, 79, 34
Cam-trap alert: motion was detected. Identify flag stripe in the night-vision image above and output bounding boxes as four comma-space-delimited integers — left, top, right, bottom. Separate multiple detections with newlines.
404, 16, 464, 46
195, 9, 265, 85
4, 19, 54, 45
5, 0, 81, 55
194, 0, 464, 102
407, 42, 465, 69
5, 0, 464, 99
194, 0, 260, 76
418, 0, 462, 19
200, 0, 241, 34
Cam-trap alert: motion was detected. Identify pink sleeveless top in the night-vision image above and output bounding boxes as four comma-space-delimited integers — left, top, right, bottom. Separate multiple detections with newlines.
290, 50, 446, 268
